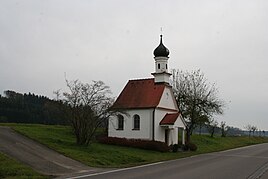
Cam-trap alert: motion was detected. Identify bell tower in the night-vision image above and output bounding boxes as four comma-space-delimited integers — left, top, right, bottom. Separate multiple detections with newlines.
151, 35, 171, 84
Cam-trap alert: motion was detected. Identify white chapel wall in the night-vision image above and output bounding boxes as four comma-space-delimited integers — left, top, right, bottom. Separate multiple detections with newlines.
108, 109, 153, 140
157, 87, 178, 110
154, 108, 180, 145
174, 115, 186, 129
154, 108, 169, 142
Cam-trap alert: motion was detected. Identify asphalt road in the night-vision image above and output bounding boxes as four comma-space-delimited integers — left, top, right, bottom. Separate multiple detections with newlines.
0, 126, 105, 177
67, 143, 268, 179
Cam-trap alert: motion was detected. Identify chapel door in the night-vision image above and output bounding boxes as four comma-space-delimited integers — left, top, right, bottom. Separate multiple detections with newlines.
165, 129, 169, 144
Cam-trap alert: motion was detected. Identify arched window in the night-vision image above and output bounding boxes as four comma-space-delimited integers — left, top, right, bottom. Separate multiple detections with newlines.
133, 114, 140, 130
158, 63, 160, 69
117, 115, 124, 130
166, 64, 167, 69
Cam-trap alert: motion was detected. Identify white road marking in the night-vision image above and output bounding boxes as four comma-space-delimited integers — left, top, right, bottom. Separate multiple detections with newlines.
66, 161, 164, 179
66, 143, 268, 179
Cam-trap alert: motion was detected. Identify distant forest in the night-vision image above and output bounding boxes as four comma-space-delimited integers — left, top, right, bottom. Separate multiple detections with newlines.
0, 90, 68, 125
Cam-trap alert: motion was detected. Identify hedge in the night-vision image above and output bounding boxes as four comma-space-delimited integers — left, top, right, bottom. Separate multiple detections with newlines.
98, 137, 169, 152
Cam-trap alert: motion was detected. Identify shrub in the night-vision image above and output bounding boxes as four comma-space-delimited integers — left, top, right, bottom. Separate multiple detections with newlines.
181, 142, 198, 151
98, 137, 169, 152
172, 144, 179, 152
182, 144, 189, 151
188, 142, 198, 151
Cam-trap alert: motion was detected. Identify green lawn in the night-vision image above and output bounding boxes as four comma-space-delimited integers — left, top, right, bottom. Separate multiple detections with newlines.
3, 123, 267, 168
0, 152, 49, 179
192, 134, 268, 153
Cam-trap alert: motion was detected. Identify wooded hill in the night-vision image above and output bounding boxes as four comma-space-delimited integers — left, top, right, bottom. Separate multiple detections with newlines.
0, 90, 68, 125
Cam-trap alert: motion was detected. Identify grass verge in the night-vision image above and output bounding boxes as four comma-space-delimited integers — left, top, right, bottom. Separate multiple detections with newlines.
3, 123, 268, 168
0, 152, 49, 179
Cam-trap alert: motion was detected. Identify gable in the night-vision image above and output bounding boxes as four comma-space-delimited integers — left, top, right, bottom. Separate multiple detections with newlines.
112, 78, 165, 109
159, 113, 180, 125
157, 86, 179, 111
159, 112, 186, 128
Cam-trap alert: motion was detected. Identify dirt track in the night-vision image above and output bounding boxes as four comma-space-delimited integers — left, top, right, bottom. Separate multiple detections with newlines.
0, 126, 104, 177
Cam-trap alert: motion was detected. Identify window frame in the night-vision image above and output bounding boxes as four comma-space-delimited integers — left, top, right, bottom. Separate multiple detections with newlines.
117, 115, 124, 130
133, 114, 140, 130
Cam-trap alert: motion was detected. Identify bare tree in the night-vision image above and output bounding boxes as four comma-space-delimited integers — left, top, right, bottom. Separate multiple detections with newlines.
251, 126, 258, 137
244, 124, 252, 137
207, 119, 218, 138
172, 69, 224, 142
53, 89, 61, 101
220, 121, 229, 137
62, 79, 115, 145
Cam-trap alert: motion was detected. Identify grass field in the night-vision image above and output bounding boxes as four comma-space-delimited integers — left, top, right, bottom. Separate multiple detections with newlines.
3, 123, 267, 168
0, 152, 49, 179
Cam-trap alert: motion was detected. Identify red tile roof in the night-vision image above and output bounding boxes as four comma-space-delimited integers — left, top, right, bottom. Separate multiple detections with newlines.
112, 78, 166, 109
159, 113, 180, 125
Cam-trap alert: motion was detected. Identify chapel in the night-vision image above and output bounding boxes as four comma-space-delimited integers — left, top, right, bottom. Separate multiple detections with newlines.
108, 35, 186, 145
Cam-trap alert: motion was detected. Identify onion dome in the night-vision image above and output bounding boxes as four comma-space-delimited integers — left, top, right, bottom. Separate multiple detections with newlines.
153, 35, 169, 57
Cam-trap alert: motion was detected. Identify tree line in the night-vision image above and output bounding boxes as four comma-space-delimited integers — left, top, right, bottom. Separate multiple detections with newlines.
0, 90, 68, 125
244, 124, 265, 137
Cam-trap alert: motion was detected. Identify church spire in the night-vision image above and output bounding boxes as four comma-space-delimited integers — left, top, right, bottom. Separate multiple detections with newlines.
151, 35, 171, 84
153, 35, 169, 57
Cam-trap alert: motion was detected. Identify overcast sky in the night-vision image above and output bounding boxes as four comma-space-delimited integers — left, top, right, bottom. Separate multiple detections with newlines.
1, 0, 268, 130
